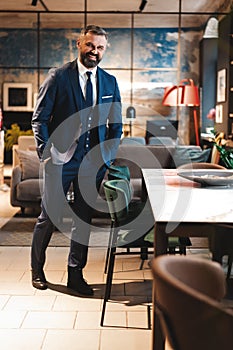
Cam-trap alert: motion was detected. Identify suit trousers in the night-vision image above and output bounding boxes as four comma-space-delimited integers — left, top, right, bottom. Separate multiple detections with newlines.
31, 154, 106, 272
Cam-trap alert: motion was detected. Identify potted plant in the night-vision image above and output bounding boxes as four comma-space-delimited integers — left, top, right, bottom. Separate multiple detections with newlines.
4, 123, 33, 163
212, 130, 233, 169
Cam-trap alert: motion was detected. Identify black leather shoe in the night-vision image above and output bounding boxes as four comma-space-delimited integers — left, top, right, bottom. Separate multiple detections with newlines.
67, 266, 94, 296
32, 270, 47, 290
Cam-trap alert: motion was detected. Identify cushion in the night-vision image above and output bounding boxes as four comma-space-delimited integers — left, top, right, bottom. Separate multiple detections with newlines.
115, 145, 175, 178
16, 149, 40, 180
172, 146, 211, 167
16, 178, 42, 201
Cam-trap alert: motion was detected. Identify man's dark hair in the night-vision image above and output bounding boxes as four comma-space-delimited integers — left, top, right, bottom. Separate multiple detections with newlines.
80, 25, 108, 40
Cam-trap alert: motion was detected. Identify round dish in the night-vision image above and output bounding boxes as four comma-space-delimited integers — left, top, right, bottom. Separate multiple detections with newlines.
177, 169, 233, 186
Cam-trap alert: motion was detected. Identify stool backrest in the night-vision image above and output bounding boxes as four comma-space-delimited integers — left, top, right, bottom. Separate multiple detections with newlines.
103, 179, 131, 224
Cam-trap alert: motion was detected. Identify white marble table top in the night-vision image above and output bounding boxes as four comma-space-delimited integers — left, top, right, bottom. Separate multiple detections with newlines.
142, 168, 233, 224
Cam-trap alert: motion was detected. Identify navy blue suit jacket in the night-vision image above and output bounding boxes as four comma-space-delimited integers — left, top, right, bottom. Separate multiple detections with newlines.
32, 59, 123, 166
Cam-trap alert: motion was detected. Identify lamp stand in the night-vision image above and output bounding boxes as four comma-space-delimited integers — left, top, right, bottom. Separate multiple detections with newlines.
193, 108, 200, 146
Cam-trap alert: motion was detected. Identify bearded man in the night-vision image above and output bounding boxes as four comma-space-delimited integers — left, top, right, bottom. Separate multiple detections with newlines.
31, 25, 122, 295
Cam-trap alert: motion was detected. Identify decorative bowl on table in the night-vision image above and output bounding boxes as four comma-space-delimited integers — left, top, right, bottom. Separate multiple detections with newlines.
177, 169, 233, 187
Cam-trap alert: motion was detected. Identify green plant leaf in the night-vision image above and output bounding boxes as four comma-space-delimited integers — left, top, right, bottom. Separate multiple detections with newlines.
4, 123, 33, 151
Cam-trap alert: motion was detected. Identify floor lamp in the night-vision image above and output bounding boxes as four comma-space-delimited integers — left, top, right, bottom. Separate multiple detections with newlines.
162, 79, 200, 146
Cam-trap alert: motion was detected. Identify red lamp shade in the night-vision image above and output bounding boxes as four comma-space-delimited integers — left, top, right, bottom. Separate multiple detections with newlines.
162, 85, 183, 106
162, 79, 200, 107
162, 79, 200, 145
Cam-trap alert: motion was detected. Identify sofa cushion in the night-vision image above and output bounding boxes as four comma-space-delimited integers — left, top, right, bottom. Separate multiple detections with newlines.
16, 178, 42, 201
172, 146, 211, 167
16, 149, 40, 180
114, 145, 175, 178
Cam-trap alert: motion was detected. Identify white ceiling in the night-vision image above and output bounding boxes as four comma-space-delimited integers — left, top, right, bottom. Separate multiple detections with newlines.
0, 0, 232, 28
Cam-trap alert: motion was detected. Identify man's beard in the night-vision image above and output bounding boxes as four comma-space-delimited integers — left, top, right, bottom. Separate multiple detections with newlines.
80, 52, 101, 68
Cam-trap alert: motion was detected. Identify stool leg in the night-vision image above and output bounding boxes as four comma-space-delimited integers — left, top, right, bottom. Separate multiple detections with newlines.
147, 304, 152, 329
100, 246, 116, 326
101, 224, 118, 327
140, 247, 148, 269
104, 222, 114, 274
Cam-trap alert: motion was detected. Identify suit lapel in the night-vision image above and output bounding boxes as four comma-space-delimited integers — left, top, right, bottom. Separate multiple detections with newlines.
96, 67, 101, 105
68, 60, 83, 110
95, 68, 105, 125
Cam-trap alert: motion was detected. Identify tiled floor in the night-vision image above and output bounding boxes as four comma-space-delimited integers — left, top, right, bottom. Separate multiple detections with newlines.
0, 176, 232, 350
0, 183, 154, 350
0, 243, 155, 350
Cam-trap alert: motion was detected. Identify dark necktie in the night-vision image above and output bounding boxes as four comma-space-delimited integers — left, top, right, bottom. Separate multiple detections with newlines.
86, 71, 93, 108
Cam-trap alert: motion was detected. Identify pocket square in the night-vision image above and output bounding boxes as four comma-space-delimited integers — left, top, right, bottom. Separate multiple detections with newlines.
102, 95, 113, 99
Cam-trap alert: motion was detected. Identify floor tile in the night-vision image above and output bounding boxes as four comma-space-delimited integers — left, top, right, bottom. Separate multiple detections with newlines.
88, 248, 106, 261
22, 311, 76, 329
102, 311, 127, 328
100, 329, 152, 350
42, 330, 100, 350
0, 329, 46, 350
86, 261, 106, 272
4, 295, 56, 311
0, 310, 26, 328
0, 270, 24, 282
0, 191, 18, 223
113, 269, 145, 281
0, 295, 10, 309
0, 281, 36, 295
53, 295, 102, 312
75, 311, 102, 329
73, 270, 105, 284
127, 310, 151, 329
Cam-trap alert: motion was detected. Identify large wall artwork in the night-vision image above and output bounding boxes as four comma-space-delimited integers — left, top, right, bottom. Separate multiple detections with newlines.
0, 26, 201, 138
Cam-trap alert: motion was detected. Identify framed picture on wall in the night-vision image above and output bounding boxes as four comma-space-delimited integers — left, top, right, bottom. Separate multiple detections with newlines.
217, 69, 226, 103
215, 104, 223, 123
3, 82, 33, 111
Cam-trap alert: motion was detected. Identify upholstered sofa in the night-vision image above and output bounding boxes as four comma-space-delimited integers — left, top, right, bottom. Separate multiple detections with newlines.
10, 149, 42, 213
12, 135, 36, 168
10, 136, 41, 213
10, 138, 211, 213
